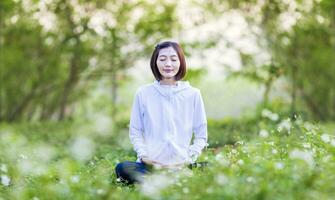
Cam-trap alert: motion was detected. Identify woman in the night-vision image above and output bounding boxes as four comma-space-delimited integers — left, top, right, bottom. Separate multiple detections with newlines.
115, 41, 208, 184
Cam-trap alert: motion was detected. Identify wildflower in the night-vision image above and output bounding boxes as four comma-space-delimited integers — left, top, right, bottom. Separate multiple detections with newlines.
235, 141, 244, 145
182, 187, 189, 194
69, 136, 95, 162
259, 129, 269, 138
237, 159, 244, 165
246, 176, 255, 183
274, 162, 284, 170
1, 175, 11, 186
303, 122, 314, 131
97, 189, 105, 195
321, 134, 331, 143
289, 149, 314, 167
71, 175, 80, 183
34, 144, 55, 162
331, 139, 335, 147
261, 109, 279, 121
216, 174, 228, 185
277, 118, 292, 133
94, 114, 112, 136
272, 149, 278, 154
215, 153, 229, 167
322, 155, 332, 162
0, 164, 8, 173
140, 173, 174, 197
206, 187, 213, 193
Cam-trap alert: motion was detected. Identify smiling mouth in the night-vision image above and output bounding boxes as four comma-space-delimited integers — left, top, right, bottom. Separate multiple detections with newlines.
163, 69, 173, 73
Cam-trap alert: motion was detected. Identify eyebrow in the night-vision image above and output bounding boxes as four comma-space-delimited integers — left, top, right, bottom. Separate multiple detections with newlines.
158, 55, 178, 57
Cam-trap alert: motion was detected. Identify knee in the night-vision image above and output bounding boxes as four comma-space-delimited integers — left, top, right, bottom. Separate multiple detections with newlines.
115, 161, 137, 184
115, 162, 125, 176
115, 161, 132, 176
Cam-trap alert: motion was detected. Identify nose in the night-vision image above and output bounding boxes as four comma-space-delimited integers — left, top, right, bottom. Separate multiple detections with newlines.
165, 59, 172, 67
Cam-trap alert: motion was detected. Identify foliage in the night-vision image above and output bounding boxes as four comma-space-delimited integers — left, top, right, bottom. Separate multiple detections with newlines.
202, 0, 335, 121
0, 0, 179, 122
0, 115, 334, 199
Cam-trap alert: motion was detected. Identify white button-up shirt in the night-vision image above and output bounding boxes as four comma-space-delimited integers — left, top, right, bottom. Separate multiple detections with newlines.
129, 80, 207, 165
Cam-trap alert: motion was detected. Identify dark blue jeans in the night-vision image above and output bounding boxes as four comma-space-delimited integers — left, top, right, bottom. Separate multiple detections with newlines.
115, 161, 152, 184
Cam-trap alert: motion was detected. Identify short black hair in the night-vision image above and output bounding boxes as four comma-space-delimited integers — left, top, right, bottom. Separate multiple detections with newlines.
150, 41, 186, 81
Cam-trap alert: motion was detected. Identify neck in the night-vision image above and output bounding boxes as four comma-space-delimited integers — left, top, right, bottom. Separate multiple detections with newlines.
159, 78, 177, 85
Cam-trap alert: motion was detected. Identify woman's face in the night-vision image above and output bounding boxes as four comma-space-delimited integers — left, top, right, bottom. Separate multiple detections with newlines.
156, 47, 180, 80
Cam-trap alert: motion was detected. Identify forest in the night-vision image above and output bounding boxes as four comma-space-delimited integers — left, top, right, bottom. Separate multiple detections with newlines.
0, 0, 334, 199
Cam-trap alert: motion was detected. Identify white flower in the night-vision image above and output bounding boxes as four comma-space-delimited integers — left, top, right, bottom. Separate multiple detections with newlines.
261, 109, 279, 121
71, 175, 80, 183
289, 149, 314, 167
237, 159, 244, 165
34, 144, 56, 162
94, 114, 112, 136
272, 149, 278, 154
322, 155, 332, 162
1, 175, 11, 186
275, 162, 284, 170
303, 122, 314, 131
259, 129, 269, 138
182, 187, 189, 194
18, 159, 47, 176
69, 136, 95, 162
277, 118, 292, 133
235, 141, 244, 145
0, 164, 8, 173
206, 187, 213, 193
215, 153, 229, 167
216, 174, 228, 185
97, 189, 105, 195
140, 174, 174, 197
321, 134, 331, 143
246, 176, 255, 183
331, 139, 335, 147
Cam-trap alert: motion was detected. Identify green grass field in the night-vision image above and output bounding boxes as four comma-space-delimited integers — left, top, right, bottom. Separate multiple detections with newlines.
1, 113, 334, 200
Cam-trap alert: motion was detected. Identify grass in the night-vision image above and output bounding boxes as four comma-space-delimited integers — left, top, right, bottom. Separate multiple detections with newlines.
0, 112, 335, 200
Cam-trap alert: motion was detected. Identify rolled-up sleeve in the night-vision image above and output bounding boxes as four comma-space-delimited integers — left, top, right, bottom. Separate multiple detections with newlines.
129, 90, 147, 159
188, 90, 208, 159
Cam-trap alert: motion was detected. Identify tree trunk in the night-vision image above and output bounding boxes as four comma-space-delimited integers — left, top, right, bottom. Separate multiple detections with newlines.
111, 71, 118, 119
58, 54, 78, 120
290, 63, 298, 120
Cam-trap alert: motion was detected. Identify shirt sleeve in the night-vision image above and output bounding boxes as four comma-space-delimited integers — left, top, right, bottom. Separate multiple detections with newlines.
188, 89, 208, 162
129, 89, 147, 159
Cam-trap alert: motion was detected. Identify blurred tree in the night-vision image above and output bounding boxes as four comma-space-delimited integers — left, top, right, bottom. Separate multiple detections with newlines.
201, 0, 335, 121
0, 0, 179, 122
